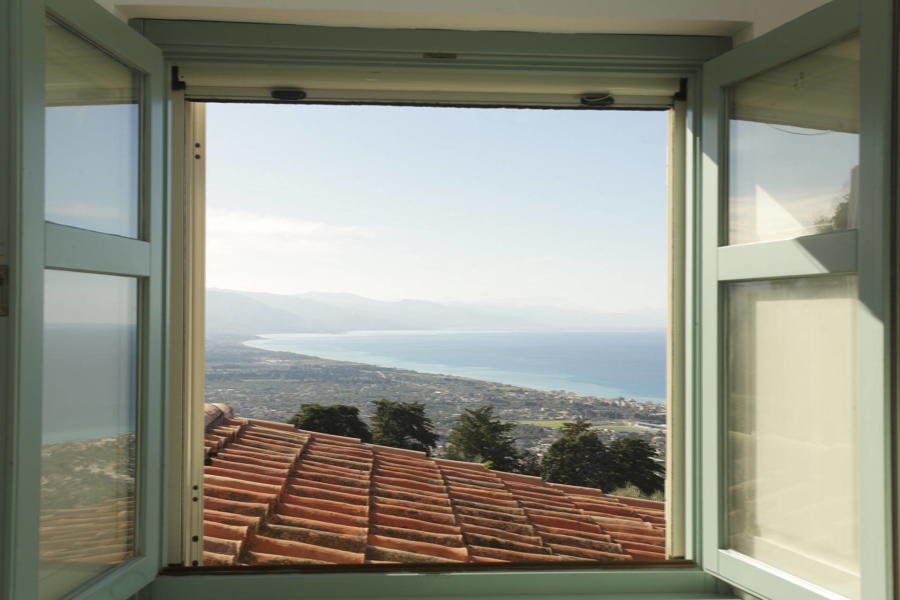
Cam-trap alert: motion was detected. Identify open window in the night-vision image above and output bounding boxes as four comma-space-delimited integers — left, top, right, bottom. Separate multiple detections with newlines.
2, 1, 167, 599
699, 1, 894, 599
155, 15, 720, 592
2, 0, 896, 599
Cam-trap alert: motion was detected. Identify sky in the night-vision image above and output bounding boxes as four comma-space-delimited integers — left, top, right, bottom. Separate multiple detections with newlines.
728, 121, 858, 244
206, 104, 668, 314
45, 105, 139, 238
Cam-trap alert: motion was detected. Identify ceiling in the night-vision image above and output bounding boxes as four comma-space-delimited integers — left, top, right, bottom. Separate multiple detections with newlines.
95, 0, 830, 45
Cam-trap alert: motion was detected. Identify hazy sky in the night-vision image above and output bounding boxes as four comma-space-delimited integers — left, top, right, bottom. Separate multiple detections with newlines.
206, 104, 667, 313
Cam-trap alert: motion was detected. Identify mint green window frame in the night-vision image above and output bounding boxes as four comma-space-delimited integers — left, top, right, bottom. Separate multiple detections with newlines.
0, 1, 167, 599
139, 17, 732, 599
700, 1, 896, 599
2, 1, 896, 599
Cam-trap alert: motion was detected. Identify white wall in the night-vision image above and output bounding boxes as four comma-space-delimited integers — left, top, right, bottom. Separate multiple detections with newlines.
95, 0, 829, 43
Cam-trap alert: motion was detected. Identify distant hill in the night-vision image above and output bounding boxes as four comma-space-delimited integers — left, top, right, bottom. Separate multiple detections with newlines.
206, 288, 665, 336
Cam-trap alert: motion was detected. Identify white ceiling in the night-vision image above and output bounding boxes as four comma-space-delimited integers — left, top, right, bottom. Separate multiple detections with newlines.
96, 0, 830, 44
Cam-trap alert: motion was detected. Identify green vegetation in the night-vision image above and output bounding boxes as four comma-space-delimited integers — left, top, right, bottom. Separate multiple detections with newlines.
371, 399, 439, 456
541, 420, 614, 490
607, 437, 665, 496
598, 424, 643, 433
609, 484, 665, 502
40, 434, 135, 510
814, 196, 850, 234
516, 420, 642, 433
283, 401, 665, 495
205, 337, 666, 432
288, 403, 372, 441
516, 420, 572, 429
540, 419, 664, 496
284, 402, 663, 495
207, 337, 668, 477
444, 406, 539, 474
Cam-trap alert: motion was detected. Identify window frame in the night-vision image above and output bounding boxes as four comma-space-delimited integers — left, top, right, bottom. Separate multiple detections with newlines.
142, 17, 726, 598
1, 1, 895, 599
1, 1, 168, 598
699, 1, 896, 599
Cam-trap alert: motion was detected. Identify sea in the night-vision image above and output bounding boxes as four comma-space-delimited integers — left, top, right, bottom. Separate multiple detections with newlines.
245, 329, 666, 403
42, 323, 137, 445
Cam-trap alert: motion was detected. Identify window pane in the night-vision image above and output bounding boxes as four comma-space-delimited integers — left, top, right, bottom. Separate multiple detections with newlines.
726, 275, 858, 599
727, 35, 859, 245
44, 15, 140, 238
40, 270, 138, 600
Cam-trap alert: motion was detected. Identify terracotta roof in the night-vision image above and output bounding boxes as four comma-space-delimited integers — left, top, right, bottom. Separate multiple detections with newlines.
40, 498, 135, 566
203, 415, 666, 566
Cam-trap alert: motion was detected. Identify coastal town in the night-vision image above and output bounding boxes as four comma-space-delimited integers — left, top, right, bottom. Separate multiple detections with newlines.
205, 336, 667, 461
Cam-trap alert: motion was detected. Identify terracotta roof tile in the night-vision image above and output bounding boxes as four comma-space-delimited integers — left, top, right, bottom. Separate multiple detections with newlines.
202, 410, 666, 566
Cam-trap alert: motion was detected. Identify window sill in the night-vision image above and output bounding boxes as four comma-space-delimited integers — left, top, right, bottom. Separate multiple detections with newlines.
150, 564, 734, 600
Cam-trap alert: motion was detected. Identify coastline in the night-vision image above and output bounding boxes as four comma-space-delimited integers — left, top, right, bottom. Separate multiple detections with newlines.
206, 336, 667, 459
243, 329, 666, 404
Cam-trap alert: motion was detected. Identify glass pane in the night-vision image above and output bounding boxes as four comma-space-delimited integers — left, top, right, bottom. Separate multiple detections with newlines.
727, 35, 859, 245
727, 276, 858, 599
44, 15, 140, 238
39, 270, 138, 600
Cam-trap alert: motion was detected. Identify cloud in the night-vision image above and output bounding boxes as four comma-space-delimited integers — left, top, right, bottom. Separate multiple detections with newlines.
205, 209, 376, 294
207, 210, 365, 239
728, 185, 848, 244
206, 209, 372, 256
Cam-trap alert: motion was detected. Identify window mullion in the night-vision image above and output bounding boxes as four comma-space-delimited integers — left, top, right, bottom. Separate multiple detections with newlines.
45, 223, 152, 277
2, 1, 46, 598
855, 0, 896, 597
701, 2, 874, 600
716, 231, 858, 282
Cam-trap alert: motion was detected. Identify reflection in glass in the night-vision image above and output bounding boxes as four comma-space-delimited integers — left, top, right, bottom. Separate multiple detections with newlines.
44, 15, 140, 238
728, 35, 859, 245
727, 276, 858, 599
39, 270, 138, 600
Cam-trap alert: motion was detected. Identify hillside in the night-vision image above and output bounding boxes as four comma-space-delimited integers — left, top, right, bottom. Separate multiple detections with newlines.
206, 288, 665, 335
204, 336, 667, 457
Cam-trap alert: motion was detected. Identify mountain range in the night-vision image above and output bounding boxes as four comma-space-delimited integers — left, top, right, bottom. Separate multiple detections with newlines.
206, 288, 665, 336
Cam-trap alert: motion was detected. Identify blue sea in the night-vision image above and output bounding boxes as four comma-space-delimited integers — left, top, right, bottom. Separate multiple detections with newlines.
245, 329, 666, 403
43, 323, 137, 444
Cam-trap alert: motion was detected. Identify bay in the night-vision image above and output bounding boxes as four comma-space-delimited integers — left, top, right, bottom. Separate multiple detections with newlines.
245, 329, 666, 403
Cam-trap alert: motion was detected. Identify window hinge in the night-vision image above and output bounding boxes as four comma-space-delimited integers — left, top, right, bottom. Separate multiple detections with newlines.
172, 66, 186, 91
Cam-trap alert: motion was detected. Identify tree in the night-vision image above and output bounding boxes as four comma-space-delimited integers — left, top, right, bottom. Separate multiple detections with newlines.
540, 419, 613, 490
814, 194, 850, 233
370, 399, 438, 455
516, 449, 542, 477
607, 437, 664, 496
559, 419, 594, 438
288, 403, 372, 442
444, 406, 532, 473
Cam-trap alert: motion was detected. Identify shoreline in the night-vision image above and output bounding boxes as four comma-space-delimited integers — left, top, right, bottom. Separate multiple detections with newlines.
242, 330, 666, 405
205, 337, 667, 460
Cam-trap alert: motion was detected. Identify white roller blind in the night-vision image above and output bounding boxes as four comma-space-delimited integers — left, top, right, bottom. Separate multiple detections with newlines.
730, 36, 859, 133
45, 17, 137, 107
727, 275, 860, 600
174, 61, 681, 107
